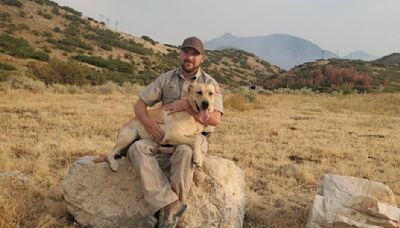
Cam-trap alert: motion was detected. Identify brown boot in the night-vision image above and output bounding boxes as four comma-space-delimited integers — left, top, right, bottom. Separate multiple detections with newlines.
158, 200, 187, 228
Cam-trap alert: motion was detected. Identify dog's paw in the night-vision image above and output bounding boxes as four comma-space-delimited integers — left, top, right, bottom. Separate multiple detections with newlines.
106, 155, 119, 172
192, 156, 203, 168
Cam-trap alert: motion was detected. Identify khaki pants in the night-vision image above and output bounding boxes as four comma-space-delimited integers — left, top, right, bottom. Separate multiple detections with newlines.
127, 135, 208, 215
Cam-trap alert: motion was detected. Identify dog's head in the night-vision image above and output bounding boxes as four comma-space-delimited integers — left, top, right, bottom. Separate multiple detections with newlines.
188, 83, 216, 123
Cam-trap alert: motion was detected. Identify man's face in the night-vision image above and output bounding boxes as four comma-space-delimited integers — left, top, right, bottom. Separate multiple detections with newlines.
180, 48, 205, 74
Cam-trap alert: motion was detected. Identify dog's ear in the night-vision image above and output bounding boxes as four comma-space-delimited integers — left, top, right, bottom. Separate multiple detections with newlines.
188, 84, 194, 92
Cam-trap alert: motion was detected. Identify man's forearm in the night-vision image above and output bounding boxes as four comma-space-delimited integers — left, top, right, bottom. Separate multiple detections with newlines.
134, 99, 149, 124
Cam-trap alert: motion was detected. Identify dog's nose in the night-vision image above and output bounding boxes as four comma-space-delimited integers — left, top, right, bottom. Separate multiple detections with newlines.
201, 100, 209, 110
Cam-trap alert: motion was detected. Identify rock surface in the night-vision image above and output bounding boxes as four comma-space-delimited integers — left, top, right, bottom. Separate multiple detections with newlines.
62, 155, 247, 228
306, 174, 400, 228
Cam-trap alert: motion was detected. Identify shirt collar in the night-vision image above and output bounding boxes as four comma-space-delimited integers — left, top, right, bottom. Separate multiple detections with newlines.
177, 66, 202, 81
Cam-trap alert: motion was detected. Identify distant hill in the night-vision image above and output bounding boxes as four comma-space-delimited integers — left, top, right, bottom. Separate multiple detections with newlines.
342, 51, 377, 61
374, 53, 400, 66
0, 0, 280, 86
259, 58, 400, 93
205, 33, 338, 70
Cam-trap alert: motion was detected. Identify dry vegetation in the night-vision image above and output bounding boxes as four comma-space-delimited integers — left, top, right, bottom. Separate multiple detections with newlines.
1, 85, 400, 227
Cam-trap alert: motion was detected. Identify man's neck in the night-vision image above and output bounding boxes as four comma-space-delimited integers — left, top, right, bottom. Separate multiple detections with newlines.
182, 67, 200, 80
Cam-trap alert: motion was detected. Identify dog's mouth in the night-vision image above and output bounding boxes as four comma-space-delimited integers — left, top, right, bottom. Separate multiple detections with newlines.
195, 101, 209, 123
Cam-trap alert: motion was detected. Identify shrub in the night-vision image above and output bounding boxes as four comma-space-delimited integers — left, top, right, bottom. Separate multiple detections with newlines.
52, 26, 61, 32
141, 35, 157, 45
0, 11, 11, 22
73, 55, 134, 74
1, 0, 23, 7
27, 59, 96, 85
224, 93, 250, 111
60, 6, 82, 16
93, 81, 119, 94
0, 34, 49, 61
5, 75, 47, 93
0, 62, 16, 71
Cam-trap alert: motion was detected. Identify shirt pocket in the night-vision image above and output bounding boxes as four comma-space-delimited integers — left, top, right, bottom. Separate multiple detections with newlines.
162, 87, 180, 104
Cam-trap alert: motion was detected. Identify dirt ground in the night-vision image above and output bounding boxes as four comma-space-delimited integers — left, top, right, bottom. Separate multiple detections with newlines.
1, 89, 399, 227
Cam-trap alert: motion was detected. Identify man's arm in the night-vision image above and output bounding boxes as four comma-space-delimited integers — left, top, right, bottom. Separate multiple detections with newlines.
134, 99, 164, 141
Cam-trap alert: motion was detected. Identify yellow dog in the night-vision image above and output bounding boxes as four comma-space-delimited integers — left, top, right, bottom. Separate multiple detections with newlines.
106, 83, 216, 171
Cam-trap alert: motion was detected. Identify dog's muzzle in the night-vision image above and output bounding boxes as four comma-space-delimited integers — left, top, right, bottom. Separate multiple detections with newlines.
201, 100, 209, 110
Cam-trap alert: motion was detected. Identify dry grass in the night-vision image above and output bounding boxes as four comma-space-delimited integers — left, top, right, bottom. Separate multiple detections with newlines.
1, 88, 400, 227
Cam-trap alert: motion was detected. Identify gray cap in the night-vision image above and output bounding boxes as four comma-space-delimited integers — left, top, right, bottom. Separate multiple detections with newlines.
181, 36, 204, 54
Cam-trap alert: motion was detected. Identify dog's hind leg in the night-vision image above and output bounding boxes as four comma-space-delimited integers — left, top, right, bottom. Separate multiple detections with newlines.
107, 127, 138, 171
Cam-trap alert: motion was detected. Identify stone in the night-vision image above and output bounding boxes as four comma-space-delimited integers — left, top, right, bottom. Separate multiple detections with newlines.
319, 174, 397, 206
62, 155, 247, 228
306, 174, 400, 228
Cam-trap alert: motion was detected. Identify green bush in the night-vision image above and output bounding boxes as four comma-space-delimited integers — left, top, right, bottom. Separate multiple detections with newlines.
0, 11, 11, 22
1, 0, 23, 7
52, 26, 61, 32
0, 34, 49, 61
60, 6, 82, 16
73, 55, 134, 74
0, 62, 16, 71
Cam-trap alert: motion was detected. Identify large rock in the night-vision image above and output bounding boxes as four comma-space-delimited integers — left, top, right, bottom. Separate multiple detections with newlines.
306, 174, 400, 228
62, 155, 247, 228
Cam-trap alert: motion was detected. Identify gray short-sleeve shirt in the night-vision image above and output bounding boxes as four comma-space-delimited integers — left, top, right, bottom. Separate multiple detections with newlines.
139, 67, 223, 113
139, 67, 223, 132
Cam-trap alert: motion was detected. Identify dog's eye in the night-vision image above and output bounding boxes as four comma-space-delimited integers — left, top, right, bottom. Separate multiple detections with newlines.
197, 91, 202, 95
209, 92, 213, 96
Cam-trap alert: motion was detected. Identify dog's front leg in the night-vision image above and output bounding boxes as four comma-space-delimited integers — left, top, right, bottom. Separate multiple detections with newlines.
162, 133, 203, 167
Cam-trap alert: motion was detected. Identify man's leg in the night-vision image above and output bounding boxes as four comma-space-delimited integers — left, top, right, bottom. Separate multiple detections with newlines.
160, 135, 208, 226
127, 139, 178, 215
169, 135, 208, 203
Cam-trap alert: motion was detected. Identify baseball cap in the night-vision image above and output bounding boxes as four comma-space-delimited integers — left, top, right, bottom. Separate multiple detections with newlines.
181, 36, 204, 54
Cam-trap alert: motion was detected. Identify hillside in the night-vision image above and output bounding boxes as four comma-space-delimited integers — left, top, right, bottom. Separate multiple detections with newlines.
374, 53, 400, 66
0, 0, 281, 87
205, 33, 338, 70
260, 58, 400, 93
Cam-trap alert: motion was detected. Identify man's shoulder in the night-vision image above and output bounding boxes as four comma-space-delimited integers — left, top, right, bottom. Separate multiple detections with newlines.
159, 68, 179, 80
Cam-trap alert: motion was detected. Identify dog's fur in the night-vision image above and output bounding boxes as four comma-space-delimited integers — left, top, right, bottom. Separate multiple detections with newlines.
106, 83, 216, 171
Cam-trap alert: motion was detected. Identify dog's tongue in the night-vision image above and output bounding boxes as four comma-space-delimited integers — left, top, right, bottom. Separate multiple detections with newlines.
199, 110, 209, 123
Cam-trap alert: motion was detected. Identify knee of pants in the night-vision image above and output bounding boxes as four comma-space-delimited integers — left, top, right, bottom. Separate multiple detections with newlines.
127, 140, 155, 157
174, 145, 193, 158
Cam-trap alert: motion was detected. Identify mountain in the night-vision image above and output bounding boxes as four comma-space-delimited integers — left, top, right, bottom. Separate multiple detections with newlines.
342, 51, 377, 61
205, 33, 338, 70
0, 0, 281, 87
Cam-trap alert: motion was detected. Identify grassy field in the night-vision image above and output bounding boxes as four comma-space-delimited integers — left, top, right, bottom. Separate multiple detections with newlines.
1, 88, 400, 227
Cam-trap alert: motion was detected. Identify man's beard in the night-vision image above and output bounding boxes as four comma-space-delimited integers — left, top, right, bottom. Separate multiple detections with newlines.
181, 62, 199, 74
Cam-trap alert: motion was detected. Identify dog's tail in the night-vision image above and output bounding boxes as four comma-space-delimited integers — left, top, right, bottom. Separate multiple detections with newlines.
93, 156, 107, 163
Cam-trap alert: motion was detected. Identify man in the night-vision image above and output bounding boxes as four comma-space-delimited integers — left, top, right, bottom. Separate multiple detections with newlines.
127, 36, 223, 227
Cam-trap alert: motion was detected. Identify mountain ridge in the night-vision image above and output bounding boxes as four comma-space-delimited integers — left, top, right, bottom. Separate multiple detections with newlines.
205, 33, 377, 70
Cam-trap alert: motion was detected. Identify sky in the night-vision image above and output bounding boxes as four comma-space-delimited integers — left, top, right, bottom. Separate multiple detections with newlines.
53, 0, 400, 58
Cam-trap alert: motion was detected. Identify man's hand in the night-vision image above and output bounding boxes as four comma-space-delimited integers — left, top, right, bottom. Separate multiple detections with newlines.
142, 116, 164, 142
164, 99, 190, 114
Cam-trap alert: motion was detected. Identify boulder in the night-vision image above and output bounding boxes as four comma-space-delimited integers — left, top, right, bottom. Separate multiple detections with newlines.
306, 174, 400, 228
62, 155, 247, 228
